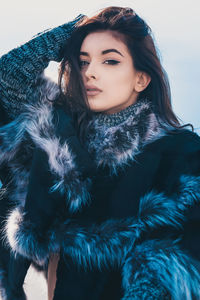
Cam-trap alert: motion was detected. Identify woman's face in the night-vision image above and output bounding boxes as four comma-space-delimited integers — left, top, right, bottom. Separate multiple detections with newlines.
79, 30, 142, 114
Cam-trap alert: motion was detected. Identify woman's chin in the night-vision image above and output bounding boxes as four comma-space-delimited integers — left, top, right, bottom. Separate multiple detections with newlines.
88, 102, 104, 113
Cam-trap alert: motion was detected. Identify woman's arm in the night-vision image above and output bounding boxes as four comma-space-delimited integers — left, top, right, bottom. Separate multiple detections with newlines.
60, 189, 185, 269
3, 177, 187, 267
0, 14, 84, 122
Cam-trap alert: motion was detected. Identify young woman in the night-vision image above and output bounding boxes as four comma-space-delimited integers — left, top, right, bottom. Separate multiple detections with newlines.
1, 6, 200, 300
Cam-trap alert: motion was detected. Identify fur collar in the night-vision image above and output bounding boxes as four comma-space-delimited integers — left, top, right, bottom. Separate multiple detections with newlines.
84, 98, 169, 174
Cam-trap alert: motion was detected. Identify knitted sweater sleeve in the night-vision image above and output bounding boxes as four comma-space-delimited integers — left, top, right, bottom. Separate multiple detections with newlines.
0, 15, 83, 121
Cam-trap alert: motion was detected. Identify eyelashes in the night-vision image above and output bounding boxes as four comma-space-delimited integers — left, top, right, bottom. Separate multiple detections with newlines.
104, 60, 120, 65
79, 60, 120, 68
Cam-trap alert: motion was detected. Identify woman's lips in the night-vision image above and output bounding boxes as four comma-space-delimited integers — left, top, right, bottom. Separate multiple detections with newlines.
85, 84, 102, 96
86, 90, 102, 96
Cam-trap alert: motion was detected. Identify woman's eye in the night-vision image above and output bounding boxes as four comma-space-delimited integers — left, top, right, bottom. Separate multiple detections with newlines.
79, 60, 120, 69
79, 61, 89, 68
104, 60, 120, 65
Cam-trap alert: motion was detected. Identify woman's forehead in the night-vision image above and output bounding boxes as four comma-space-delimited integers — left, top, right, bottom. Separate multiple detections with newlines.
80, 31, 127, 55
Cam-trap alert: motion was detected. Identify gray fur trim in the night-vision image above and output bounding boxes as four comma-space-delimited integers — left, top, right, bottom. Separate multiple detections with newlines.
4, 207, 60, 265
0, 72, 59, 166
122, 240, 200, 300
61, 190, 184, 269
85, 99, 169, 175
24, 101, 91, 212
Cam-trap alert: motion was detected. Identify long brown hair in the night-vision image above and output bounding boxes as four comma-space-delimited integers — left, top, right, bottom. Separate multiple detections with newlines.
56, 6, 193, 139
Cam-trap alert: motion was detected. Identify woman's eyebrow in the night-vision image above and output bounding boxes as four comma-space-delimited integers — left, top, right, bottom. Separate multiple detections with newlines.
79, 49, 124, 57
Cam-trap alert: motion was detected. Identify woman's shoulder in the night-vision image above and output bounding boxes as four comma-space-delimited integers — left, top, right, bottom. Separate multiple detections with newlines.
146, 128, 200, 155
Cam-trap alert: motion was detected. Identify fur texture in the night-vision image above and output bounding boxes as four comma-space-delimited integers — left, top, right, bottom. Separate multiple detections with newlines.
85, 99, 169, 175
2, 89, 200, 298
60, 177, 200, 271
5, 190, 182, 268
4, 207, 61, 265
0, 99, 91, 212
122, 240, 200, 300
25, 101, 93, 212
60, 190, 184, 270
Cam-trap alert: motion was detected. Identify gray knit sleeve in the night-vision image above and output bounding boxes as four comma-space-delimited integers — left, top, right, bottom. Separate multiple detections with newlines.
0, 14, 84, 121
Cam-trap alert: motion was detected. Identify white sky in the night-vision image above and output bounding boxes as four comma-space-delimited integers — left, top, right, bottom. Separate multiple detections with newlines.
1, 0, 200, 132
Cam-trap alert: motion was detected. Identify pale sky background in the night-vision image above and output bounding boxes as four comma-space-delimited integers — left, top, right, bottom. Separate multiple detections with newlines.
1, 0, 200, 133
0, 1, 200, 298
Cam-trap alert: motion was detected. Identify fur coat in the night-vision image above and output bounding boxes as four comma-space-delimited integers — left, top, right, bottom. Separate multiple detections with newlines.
1, 76, 200, 299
